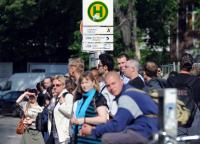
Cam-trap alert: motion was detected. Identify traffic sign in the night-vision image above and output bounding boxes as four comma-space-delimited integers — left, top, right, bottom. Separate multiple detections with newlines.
82, 42, 113, 51
83, 35, 113, 43
83, 0, 113, 26
83, 26, 113, 35
82, 0, 113, 51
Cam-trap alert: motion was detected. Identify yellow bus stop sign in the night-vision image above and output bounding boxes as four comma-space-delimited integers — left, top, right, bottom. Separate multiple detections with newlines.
88, 1, 108, 22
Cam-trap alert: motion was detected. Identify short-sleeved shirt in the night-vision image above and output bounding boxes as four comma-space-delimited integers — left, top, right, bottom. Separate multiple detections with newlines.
74, 92, 108, 144
19, 101, 43, 129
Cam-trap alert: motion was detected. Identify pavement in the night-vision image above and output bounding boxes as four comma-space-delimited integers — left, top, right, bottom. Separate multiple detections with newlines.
0, 115, 21, 144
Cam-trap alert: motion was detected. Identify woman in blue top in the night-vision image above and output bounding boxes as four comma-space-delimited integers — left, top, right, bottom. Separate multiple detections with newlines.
71, 71, 108, 144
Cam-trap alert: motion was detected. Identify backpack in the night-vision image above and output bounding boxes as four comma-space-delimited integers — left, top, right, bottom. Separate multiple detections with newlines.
145, 76, 198, 128
36, 107, 48, 132
175, 78, 198, 128
143, 78, 167, 103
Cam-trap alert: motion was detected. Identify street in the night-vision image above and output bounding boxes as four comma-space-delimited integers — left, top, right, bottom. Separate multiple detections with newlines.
0, 115, 21, 144
0, 110, 200, 144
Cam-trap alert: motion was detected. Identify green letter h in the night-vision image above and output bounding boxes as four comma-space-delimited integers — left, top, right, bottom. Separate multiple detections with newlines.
93, 6, 103, 17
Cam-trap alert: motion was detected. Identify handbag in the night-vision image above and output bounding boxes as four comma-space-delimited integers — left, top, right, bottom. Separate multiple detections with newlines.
16, 117, 26, 134
16, 102, 30, 135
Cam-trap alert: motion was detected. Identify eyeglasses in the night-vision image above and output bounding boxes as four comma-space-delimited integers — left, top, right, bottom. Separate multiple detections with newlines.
52, 84, 62, 87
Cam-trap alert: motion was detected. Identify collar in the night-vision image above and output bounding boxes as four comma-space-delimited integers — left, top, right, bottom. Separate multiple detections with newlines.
58, 89, 68, 98
114, 84, 127, 101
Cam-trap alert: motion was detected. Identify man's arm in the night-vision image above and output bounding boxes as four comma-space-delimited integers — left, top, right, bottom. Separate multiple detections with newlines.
81, 108, 133, 137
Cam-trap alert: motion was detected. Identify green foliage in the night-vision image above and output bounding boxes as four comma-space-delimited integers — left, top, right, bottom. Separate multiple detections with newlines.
118, 0, 129, 11
137, 0, 178, 47
69, 0, 178, 66
194, 8, 200, 29
0, 0, 82, 65
140, 48, 170, 66
69, 31, 82, 51
0, 0, 187, 70
1, 0, 38, 30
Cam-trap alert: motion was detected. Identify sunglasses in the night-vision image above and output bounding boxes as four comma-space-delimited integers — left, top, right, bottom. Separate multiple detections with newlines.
52, 84, 62, 87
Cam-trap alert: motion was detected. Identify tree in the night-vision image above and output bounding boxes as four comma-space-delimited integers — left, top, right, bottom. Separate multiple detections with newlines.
0, 0, 82, 71
69, 0, 178, 65
170, 0, 200, 60
114, 0, 140, 59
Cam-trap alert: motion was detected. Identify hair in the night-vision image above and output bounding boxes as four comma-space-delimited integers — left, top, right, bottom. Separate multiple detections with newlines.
105, 71, 121, 81
128, 59, 140, 72
68, 58, 85, 74
36, 81, 44, 92
43, 93, 51, 101
27, 89, 38, 96
99, 53, 114, 71
157, 65, 162, 70
90, 67, 98, 71
144, 61, 158, 77
65, 76, 77, 93
180, 53, 193, 71
78, 71, 99, 92
90, 67, 99, 78
52, 75, 66, 86
44, 76, 52, 82
117, 53, 129, 60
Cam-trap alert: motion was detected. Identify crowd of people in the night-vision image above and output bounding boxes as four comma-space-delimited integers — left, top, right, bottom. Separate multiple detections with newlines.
15, 53, 200, 144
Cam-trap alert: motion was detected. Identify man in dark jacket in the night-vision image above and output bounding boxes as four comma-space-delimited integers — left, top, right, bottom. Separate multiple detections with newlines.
144, 61, 166, 89
80, 71, 158, 144
167, 53, 200, 99
167, 53, 200, 135
124, 59, 145, 90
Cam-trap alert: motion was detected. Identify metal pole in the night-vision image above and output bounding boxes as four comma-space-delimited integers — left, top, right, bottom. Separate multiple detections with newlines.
176, 12, 179, 64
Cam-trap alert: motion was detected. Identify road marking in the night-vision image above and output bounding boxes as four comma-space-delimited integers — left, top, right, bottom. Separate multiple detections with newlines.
6, 135, 19, 138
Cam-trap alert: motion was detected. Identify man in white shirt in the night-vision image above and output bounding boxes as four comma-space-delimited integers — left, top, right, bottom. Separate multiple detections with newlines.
117, 53, 130, 84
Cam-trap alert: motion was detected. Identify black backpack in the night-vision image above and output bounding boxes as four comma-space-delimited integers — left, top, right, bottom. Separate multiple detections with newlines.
36, 108, 48, 132
143, 78, 167, 103
175, 78, 198, 128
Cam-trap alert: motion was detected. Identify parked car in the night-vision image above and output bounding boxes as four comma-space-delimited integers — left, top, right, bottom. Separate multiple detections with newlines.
0, 91, 24, 117
0, 72, 66, 96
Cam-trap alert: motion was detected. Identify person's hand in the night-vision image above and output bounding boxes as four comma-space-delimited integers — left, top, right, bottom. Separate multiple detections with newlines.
80, 124, 93, 136
23, 117, 33, 125
77, 118, 84, 125
71, 117, 84, 125
24, 91, 36, 99
71, 117, 79, 125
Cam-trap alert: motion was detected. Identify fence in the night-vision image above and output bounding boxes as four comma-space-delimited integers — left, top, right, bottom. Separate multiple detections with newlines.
161, 62, 200, 77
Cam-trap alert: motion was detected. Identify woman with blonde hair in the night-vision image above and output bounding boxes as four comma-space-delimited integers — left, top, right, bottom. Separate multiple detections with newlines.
16, 89, 44, 144
47, 75, 74, 144
71, 71, 108, 144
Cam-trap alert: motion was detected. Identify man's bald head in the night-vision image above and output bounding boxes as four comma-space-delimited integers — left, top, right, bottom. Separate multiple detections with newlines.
105, 71, 121, 81
105, 71, 124, 96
